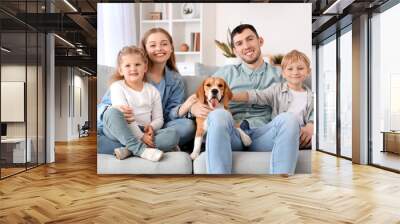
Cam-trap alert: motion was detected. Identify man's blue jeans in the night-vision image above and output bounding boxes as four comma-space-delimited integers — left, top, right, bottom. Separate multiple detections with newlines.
164, 118, 195, 145
98, 107, 194, 155
205, 109, 300, 175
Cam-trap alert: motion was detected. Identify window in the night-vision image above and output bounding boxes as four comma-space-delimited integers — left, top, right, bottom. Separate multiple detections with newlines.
370, 3, 400, 171
339, 29, 352, 158
317, 37, 337, 154
0, 1, 47, 179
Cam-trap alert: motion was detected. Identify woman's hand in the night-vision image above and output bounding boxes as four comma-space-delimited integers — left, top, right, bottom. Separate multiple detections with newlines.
190, 100, 212, 119
178, 94, 198, 117
113, 105, 135, 123
300, 123, 313, 148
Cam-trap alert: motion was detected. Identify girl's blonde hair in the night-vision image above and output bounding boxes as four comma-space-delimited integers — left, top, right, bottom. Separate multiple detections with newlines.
281, 50, 311, 71
109, 46, 148, 84
140, 27, 179, 73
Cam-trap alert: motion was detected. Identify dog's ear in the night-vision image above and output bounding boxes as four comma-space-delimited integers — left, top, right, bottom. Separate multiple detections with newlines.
196, 79, 206, 104
222, 81, 233, 109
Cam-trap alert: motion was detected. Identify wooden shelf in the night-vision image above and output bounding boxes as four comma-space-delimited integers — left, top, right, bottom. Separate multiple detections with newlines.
175, 51, 201, 55
141, 20, 169, 24
172, 19, 200, 23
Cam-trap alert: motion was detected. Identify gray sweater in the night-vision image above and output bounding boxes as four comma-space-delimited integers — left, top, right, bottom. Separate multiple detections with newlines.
248, 81, 314, 126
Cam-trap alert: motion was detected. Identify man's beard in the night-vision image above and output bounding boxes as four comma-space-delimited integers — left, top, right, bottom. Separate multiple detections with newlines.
241, 50, 261, 65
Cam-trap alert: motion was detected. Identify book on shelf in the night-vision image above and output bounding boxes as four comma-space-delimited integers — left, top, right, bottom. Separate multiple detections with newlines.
190, 32, 201, 52
190, 32, 195, 51
148, 11, 162, 20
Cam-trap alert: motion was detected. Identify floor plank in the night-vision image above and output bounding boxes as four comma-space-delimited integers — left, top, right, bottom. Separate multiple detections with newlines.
1, 135, 400, 223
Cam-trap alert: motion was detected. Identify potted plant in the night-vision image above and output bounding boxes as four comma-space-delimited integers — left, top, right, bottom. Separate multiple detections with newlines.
268, 54, 284, 67
215, 28, 241, 65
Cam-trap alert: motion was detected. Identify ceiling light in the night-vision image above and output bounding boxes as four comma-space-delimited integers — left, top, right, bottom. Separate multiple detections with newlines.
54, 34, 75, 48
63, 0, 78, 12
1, 47, 11, 53
78, 67, 93, 76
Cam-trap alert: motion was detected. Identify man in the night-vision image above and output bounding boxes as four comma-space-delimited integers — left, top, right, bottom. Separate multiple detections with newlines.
190, 24, 313, 174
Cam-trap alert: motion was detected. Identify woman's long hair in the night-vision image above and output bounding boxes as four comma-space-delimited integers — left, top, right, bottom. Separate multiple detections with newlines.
140, 27, 179, 73
109, 46, 148, 85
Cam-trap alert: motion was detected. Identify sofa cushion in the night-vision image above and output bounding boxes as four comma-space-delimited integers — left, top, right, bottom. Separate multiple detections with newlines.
194, 63, 219, 76
193, 150, 311, 174
182, 75, 208, 97
97, 152, 193, 174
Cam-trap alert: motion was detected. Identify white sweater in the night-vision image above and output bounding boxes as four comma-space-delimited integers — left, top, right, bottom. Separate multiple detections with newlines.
109, 80, 164, 139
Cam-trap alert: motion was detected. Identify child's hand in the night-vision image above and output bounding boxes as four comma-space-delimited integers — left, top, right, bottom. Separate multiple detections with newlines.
113, 105, 135, 123
142, 132, 156, 148
300, 123, 313, 148
144, 125, 154, 137
232, 92, 249, 102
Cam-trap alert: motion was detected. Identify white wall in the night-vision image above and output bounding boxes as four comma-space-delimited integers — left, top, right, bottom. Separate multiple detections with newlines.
55, 67, 68, 141
213, 3, 312, 66
54, 67, 89, 141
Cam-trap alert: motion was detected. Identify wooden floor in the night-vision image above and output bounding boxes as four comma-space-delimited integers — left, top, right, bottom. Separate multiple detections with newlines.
1, 167, 25, 178
1, 136, 400, 223
373, 150, 400, 171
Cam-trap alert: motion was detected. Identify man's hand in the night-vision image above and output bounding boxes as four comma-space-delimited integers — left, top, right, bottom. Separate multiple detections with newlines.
300, 123, 314, 148
142, 125, 155, 147
190, 101, 212, 118
178, 94, 197, 117
113, 105, 135, 123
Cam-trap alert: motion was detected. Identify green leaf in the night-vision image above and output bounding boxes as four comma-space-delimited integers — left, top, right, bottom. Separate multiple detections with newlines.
214, 28, 236, 58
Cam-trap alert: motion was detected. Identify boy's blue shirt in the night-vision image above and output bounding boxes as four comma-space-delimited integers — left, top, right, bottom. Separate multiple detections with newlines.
97, 66, 185, 133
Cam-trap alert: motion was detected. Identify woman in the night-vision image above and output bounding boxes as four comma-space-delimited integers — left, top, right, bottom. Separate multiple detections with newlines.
97, 28, 196, 155
141, 28, 196, 145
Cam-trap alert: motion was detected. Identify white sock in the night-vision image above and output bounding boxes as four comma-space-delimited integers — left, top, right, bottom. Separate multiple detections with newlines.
140, 148, 164, 162
236, 128, 252, 146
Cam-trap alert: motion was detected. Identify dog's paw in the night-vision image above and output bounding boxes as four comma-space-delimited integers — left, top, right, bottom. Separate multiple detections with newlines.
241, 134, 252, 146
237, 128, 252, 146
190, 152, 200, 160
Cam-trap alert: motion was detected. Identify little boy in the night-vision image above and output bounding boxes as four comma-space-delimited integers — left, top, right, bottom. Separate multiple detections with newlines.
233, 50, 314, 148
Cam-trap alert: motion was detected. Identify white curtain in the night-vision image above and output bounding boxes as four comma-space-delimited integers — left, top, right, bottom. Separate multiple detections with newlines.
97, 3, 138, 98
97, 3, 138, 67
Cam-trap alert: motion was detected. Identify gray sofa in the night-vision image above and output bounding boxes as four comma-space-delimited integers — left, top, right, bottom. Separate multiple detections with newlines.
97, 74, 311, 174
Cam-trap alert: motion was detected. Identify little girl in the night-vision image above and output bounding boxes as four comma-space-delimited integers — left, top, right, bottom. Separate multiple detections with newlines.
105, 46, 164, 161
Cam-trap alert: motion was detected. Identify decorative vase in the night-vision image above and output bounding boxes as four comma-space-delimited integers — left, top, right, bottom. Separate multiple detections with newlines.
179, 43, 189, 52
181, 3, 198, 19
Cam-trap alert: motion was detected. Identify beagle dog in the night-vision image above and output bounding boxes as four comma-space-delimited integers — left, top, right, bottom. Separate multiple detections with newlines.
190, 77, 252, 160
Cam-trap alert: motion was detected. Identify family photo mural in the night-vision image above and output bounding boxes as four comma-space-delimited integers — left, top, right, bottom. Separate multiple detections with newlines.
97, 3, 313, 175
